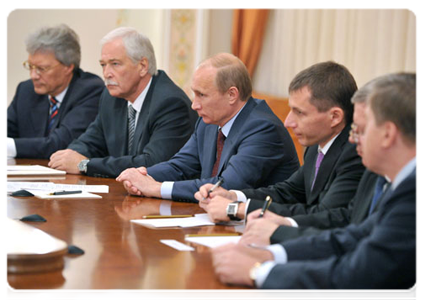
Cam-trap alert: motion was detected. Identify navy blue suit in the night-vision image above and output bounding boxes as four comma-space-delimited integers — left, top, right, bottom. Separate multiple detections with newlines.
147, 97, 300, 202
68, 70, 198, 178
262, 169, 415, 289
7, 68, 103, 158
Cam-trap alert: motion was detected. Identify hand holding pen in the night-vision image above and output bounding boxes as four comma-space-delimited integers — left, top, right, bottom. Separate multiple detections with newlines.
258, 196, 272, 218
202, 178, 224, 201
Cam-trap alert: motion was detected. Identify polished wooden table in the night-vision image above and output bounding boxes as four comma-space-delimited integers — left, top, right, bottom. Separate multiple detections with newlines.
7, 159, 245, 289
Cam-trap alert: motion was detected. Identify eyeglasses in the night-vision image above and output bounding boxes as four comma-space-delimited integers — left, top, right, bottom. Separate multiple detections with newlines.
349, 123, 360, 143
23, 61, 61, 75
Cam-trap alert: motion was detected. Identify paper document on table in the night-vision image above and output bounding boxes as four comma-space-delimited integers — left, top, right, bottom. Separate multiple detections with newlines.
7, 165, 66, 176
160, 240, 194, 251
7, 182, 109, 193
33, 191, 102, 199
75, 290, 192, 300
185, 235, 242, 248
131, 213, 215, 228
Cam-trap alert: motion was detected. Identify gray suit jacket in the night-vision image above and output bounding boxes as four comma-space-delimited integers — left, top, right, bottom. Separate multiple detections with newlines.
68, 70, 198, 177
244, 125, 365, 216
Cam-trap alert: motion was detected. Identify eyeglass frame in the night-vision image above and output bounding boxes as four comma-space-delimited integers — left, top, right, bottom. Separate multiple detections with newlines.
23, 60, 62, 75
349, 123, 360, 144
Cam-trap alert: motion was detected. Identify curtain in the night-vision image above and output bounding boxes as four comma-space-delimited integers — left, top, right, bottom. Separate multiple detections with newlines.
232, 9, 270, 77
253, 9, 416, 97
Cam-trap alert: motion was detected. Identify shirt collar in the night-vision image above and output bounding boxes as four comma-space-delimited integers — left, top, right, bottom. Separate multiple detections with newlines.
391, 157, 416, 190
318, 132, 340, 155
50, 86, 68, 104
128, 77, 153, 112
220, 102, 247, 137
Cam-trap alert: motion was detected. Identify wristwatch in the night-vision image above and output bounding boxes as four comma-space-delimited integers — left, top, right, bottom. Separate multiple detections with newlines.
249, 262, 262, 285
226, 201, 242, 221
77, 159, 90, 174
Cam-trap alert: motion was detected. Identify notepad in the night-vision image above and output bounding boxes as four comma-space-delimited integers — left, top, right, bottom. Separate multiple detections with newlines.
7, 165, 66, 176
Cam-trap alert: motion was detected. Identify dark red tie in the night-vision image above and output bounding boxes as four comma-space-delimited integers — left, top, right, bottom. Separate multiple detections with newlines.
211, 129, 225, 177
48, 96, 58, 132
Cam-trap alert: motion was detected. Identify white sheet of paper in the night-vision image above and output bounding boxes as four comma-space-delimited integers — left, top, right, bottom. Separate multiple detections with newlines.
185, 236, 242, 248
7, 165, 66, 176
7, 182, 109, 193
160, 240, 194, 251
131, 213, 215, 228
34, 191, 102, 199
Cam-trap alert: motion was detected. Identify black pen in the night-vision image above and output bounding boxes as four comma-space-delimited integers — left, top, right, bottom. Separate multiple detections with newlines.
258, 196, 272, 218
203, 178, 224, 200
49, 190, 82, 196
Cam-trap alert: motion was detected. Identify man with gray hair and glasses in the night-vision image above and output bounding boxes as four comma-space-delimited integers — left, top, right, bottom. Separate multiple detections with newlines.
8, 24, 104, 159
49, 27, 197, 178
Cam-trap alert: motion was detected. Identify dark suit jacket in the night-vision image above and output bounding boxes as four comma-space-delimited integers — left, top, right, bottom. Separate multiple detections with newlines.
262, 168, 415, 289
68, 70, 198, 178
270, 169, 379, 243
147, 97, 300, 202
244, 125, 365, 216
7, 69, 103, 158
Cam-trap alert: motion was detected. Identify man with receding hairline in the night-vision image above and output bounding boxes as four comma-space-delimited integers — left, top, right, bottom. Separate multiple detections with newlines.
116, 52, 300, 202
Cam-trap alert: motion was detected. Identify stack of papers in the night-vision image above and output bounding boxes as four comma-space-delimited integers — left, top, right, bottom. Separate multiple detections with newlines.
185, 235, 242, 248
7, 165, 66, 176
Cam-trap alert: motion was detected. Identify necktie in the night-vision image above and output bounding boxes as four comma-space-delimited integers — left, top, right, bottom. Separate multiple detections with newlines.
48, 96, 58, 133
211, 129, 226, 177
311, 151, 324, 190
368, 176, 388, 214
127, 105, 136, 154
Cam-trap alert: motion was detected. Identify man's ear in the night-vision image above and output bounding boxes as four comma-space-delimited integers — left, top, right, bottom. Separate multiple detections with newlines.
380, 121, 399, 149
227, 86, 239, 104
139, 57, 149, 77
329, 107, 344, 128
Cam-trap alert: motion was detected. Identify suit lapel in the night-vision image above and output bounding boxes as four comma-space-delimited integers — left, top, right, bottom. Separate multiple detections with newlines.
31, 95, 50, 135
203, 125, 219, 177
215, 98, 256, 176
113, 98, 130, 156
307, 125, 350, 203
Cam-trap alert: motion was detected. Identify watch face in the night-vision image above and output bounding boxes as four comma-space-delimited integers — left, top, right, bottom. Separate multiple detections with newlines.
227, 204, 236, 215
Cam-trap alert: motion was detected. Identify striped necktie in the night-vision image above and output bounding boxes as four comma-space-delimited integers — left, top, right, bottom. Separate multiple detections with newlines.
127, 105, 136, 154
48, 96, 58, 133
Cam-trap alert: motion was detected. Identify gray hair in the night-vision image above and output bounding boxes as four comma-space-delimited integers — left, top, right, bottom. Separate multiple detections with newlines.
351, 78, 378, 104
25, 24, 81, 70
101, 27, 157, 75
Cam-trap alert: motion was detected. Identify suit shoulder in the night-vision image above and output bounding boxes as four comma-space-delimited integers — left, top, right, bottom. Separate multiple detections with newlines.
74, 69, 104, 88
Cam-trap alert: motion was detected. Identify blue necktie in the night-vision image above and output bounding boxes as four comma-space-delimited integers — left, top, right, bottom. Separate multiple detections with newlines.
368, 176, 387, 214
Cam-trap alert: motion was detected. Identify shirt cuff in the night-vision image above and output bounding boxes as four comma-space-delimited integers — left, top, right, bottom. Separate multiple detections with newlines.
231, 190, 248, 202
255, 261, 277, 288
7, 138, 17, 158
266, 244, 288, 264
160, 181, 174, 199
285, 217, 298, 227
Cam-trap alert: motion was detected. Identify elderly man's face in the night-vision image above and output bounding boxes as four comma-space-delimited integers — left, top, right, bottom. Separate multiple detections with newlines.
100, 38, 145, 102
27, 51, 73, 96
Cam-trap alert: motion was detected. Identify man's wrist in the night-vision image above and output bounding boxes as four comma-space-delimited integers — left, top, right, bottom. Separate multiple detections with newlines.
77, 159, 89, 173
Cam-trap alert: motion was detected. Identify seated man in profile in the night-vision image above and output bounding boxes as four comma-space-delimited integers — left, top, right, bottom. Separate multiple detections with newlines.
8, 24, 104, 159
49, 27, 197, 178
212, 73, 416, 289
116, 53, 300, 202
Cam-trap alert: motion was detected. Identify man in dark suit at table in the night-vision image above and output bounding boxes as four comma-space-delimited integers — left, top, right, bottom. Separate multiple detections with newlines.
7, 24, 103, 159
49, 27, 197, 178
196, 61, 365, 223
240, 77, 388, 245
116, 53, 300, 202
212, 72, 416, 289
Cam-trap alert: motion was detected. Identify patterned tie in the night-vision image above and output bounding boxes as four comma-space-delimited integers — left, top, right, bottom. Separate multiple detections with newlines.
211, 129, 226, 177
368, 176, 388, 214
311, 150, 324, 190
127, 105, 136, 154
48, 96, 58, 133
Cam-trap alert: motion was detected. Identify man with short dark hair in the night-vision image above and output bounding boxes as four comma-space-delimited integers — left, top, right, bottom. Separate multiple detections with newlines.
8, 24, 104, 159
49, 27, 197, 178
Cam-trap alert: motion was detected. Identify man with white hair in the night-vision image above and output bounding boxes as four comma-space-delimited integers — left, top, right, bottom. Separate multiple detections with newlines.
49, 27, 197, 178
